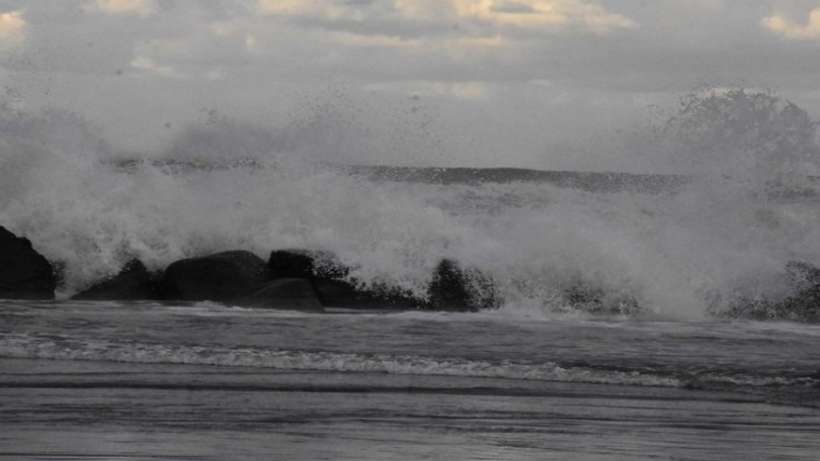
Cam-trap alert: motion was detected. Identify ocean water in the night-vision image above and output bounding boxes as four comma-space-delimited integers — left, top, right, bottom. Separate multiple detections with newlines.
2, 301, 820, 460
3, 174, 820, 461
3, 94, 820, 459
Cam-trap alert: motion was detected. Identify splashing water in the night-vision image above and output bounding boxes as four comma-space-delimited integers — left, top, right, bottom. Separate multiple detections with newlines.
1, 89, 819, 319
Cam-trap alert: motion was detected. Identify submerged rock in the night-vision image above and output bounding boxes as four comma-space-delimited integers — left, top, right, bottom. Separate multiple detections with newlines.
0, 226, 56, 300
240, 278, 324, 312
427, 259, 499, 312
72, 259, 158, 301
158, 251, 268, 302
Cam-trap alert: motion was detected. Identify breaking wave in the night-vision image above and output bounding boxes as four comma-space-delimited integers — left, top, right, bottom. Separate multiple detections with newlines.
1, 89, 819, 319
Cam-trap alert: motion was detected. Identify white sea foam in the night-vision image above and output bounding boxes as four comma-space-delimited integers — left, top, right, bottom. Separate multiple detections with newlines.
0, 333, 682, 387
4, 332, 816, 389
1, 91, 819, 318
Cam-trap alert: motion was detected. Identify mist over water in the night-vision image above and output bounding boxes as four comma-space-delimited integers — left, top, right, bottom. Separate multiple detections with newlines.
1, 89, 819, 319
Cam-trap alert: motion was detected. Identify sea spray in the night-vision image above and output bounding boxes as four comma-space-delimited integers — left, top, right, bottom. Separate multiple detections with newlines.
1, 89, 819, 319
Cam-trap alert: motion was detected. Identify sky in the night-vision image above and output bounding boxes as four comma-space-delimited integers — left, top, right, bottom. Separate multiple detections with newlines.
1, 0, 820, 170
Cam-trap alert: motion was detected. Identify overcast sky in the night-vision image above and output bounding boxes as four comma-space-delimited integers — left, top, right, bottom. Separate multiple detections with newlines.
1, 0, 820, 170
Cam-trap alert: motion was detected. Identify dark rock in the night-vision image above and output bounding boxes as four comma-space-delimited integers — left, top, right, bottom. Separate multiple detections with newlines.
722, 261, 820, 322
0, 226, 56, 299
268, 248, 423, 310
780, 293, 820, 323
777, 262, 820, 322
72, 259, 158, 300
239, 278, 323, 312
427, 259, 499, 312
268, 249, 349, 279
312, 279, 423, 310
786, 261, 820, 289
51, 260, 67, 293
158, 251, 268, 302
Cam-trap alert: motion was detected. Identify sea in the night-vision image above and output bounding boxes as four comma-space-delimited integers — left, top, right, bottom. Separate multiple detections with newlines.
2, 301, 820, 460
3, 106, 820, 459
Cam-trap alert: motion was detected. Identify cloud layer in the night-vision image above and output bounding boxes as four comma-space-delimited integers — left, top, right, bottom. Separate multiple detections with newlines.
763, 7, 820, 40
87, 0, 157, 16
0, 0, 819, 167
0, 10, 25, 48
258, 0, 638, 36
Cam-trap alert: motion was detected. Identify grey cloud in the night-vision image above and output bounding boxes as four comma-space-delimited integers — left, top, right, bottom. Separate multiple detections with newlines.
491, 2, 537, 14
287, 14, 459, 40
4, 0, 814, 93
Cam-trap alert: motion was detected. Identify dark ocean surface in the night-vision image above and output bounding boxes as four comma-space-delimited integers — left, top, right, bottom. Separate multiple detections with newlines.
2, 301, 820, 460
